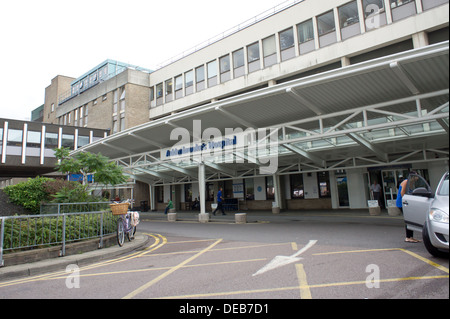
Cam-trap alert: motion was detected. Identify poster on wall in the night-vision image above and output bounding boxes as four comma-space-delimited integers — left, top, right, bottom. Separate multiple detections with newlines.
233, 183, 244, 199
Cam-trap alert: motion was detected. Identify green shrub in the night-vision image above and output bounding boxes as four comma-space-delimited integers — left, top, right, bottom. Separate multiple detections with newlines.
3, 177, 52, 214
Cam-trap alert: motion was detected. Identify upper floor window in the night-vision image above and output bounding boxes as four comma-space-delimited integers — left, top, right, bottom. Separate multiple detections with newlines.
298, 19, 314, 44
317, 10, 336, 36
247, 42, 260, 63
247, 42, 261, 73
196, 65, 205, 92
339, 1, 361, 40
207, 60, 218, 87
263, 35, 277, 67
279, 28, 295, 50
7, 129, 23, 147
220, 55, 231, 83
45, 132, 58, 149
233, 48, 245, 78
363, 0, 387, 30
185, 70, 193, 88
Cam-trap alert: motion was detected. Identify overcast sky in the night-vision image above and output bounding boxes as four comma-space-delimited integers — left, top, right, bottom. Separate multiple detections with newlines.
0, 0, 289, 121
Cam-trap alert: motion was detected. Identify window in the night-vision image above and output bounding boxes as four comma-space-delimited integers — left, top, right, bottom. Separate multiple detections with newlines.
318, 172, 331, 198
27, 131, 41, 148
363, 0, 386, 30
339, 1, 361, 40
207, 60, 217, 87
185, 184, 193, 203
7, 129, 23, 147
389, 0, 416, 21
51, 103, 55, 112
363, 0, 384, 17
339, 1, 360, 28
196, 66, 205, 82
78, 135, 90, 148
266, 176, 275, 200
247, 42, 260, 73
317, 11, 336, 36
280, 28, 295, 50
220, 55, 230, 82
185, 70, 193, 88
298, 19, 314, 43
279, 28, 295, 61
156, 186, 164, 203
207, 60, 217, 79
150, 87, 154, 101
175, 75, 183, 99
156, 83, 163, 98
196, 66, 205, 92
185, 70, 194, 96
290, 174, 304, 199
165, 79, 173, 98
245, 179, 254, 200
61, 134, 74, 150
247, 42, 260, 63
233, 48, 245, 78
45, 132, 58, 149
263, 35, 277, 67
175, 75, 183, 91
113, 89, 118, 113
120, 114, 125, 132
220, 55, 230, 74
119, 87, 126, 112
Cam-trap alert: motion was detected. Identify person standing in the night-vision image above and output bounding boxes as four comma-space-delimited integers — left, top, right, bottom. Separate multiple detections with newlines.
370, 180, 382, 208
213, 188, 226, 216
396, 174, 421, 243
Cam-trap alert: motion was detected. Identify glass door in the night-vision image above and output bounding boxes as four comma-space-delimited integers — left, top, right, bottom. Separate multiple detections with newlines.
336, 172, 349, 207
381, 169, 410, 207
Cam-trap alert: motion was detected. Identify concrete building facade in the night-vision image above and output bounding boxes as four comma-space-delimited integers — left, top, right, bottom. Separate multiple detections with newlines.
44, 0, 448, 212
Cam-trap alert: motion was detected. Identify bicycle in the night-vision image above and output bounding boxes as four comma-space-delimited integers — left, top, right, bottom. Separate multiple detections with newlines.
110, 200, 139, 247
117, 212, 137, 247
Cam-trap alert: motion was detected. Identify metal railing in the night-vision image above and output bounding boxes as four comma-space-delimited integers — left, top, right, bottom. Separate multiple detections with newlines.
40, 201, 111, 215
0, 211, 117, 267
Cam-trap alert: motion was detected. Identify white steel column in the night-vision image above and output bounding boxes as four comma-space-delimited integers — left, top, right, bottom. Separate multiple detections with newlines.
198, 162, 206, 215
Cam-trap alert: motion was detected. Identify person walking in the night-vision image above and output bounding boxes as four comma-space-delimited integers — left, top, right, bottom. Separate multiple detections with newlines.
396, 173, 421, 243
213, 188, 226, 216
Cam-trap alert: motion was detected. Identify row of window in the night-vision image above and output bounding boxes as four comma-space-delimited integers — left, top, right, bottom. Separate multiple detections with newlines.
0, 128, 91, 150
155, 172, 331, 203
149, 0, 445, 107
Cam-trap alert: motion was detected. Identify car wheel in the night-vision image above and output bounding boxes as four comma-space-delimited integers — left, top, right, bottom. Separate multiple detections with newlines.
422, 221, 448, 258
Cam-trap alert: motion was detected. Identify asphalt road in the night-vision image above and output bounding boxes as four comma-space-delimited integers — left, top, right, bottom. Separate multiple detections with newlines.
0, 211, 448, 302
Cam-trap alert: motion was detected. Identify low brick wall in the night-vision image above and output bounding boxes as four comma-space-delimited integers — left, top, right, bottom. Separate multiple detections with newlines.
2, 235, 117, 267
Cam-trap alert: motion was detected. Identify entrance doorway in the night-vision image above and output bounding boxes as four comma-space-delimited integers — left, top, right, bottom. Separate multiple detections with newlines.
336, 172, 349, 207
381, 169, 410, 207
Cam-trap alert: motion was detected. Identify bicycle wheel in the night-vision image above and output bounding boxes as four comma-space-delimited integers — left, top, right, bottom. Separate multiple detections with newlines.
127, 226, 136, 241
117, 217, 125, 247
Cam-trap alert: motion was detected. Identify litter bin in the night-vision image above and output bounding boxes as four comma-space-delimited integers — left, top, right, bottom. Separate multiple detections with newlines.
140, 200, 149, 212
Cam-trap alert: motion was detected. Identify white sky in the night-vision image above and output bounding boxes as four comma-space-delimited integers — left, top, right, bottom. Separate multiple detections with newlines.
0, 0, 288, 121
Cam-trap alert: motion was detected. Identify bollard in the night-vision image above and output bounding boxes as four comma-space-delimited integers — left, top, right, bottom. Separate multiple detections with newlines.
199, 213, 210, 223
235, 213, 247, 224
168, 213, 177, 222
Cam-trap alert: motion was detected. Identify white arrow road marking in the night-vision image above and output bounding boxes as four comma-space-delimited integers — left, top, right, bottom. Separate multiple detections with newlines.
252, 240, 318, 277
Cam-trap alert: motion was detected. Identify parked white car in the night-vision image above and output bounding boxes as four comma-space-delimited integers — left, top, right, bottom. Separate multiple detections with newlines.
402, 172, 449, 258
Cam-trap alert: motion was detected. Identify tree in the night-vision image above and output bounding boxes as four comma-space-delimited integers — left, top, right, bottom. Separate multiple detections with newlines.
54, 147, 127, 189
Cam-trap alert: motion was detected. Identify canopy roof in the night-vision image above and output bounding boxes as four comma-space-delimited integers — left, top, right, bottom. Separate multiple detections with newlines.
77, 42, 449, 185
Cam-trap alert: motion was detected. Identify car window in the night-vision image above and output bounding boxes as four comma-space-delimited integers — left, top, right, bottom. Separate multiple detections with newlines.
438, 175, 449, 196
405, 174, 430, 194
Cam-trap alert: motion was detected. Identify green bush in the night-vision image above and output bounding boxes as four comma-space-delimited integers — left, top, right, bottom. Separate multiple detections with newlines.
3, 177, 52, 214
1, 212, 117, 252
